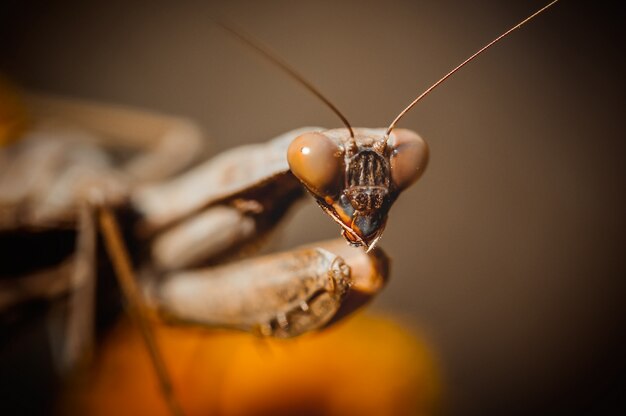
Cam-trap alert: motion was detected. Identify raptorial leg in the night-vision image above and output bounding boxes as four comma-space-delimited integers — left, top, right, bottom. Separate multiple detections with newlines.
146, 239, 389, 338
98, 206, 184, 416
151, 205, 256, 270
147, 167, 305, 271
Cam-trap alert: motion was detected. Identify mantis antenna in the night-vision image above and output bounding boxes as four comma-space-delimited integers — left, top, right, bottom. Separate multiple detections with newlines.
385, 0, 559, 141
216, 20, 355, 139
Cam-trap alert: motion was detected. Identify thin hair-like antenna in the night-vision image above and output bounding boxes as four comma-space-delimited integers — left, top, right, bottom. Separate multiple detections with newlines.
385, 0, 559, 139
216, 20, 355, 138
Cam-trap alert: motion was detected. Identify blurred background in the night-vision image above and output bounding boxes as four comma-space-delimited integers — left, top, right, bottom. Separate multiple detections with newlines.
1, 0, 625, 414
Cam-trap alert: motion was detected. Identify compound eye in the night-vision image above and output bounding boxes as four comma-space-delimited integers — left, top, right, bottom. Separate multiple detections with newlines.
389, 129, 429, 191
287, 132, 344, 198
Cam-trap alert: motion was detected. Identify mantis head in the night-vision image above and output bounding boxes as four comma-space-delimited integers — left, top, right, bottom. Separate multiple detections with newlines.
288, 128, 428, 250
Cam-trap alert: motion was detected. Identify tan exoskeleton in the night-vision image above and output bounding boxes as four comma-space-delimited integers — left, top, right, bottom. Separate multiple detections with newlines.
0, 2, 558, 415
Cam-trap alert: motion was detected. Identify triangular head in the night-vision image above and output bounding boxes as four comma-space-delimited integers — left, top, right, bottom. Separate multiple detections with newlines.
287, 127, 428, 250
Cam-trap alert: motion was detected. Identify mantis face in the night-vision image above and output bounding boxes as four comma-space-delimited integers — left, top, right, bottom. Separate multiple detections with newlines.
288, 128, 428, 250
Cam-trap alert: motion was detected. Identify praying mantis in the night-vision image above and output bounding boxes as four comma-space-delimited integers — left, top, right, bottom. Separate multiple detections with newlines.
0, 1, 559, 415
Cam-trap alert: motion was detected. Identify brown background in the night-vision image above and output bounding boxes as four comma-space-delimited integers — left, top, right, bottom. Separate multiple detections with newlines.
1, 0, 625, 414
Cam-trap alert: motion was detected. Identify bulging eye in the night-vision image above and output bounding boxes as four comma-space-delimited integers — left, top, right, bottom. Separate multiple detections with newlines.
389, 129, 429, 191
287, 132, 344, 197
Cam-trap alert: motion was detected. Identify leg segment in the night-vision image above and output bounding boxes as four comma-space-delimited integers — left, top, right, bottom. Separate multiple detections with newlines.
98, 206, 184, 416
146, 239, 389, 338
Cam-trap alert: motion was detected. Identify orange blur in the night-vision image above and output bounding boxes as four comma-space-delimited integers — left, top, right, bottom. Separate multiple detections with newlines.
66, 313, 441, 416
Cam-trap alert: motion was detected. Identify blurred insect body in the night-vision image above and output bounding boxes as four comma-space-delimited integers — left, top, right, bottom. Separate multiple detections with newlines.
0, 101, 387, 341
0, 98, 390, 415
